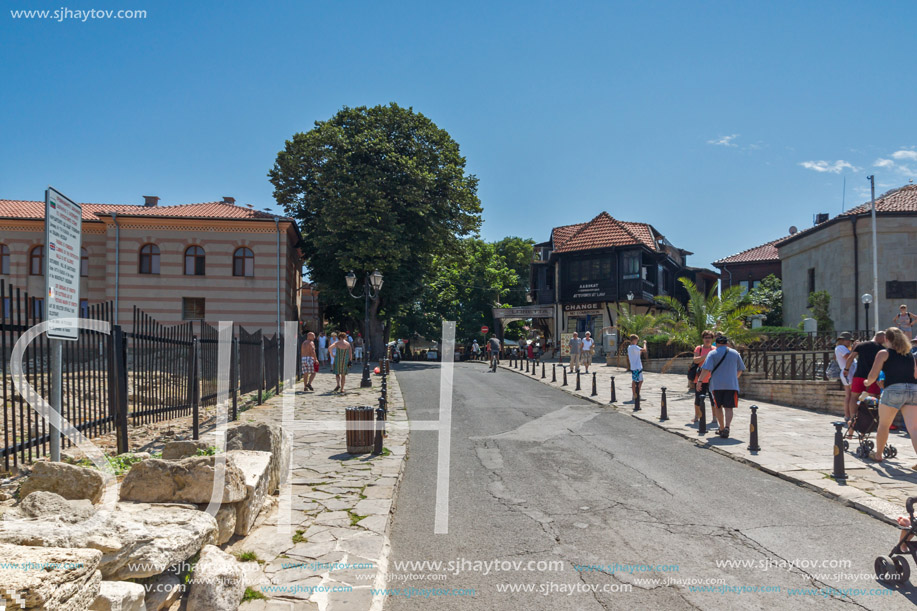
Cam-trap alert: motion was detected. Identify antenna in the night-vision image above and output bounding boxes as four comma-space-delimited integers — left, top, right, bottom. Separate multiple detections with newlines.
842, 176, 846, 212
788, 226, 798, 235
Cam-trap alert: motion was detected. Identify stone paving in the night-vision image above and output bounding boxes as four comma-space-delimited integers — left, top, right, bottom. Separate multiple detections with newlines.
498, 357, 917, 524
222, 366, 407, 611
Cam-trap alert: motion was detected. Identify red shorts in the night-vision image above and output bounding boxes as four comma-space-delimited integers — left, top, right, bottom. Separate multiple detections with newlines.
850, 377, 880, 395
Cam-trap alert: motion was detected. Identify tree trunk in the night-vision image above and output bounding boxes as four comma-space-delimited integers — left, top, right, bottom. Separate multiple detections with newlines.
368, 295, 385, 360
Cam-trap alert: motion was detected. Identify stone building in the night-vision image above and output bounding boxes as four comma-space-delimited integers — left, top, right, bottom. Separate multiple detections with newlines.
0, 195, 303, 334
776, 184, 917, 331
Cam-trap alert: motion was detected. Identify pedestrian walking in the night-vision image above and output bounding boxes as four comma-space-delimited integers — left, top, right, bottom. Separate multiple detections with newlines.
627, 334, 647, 402
833, 332, 857, 423
691, 330, 716, 425
861, 327, 917, 463
846, 331, 886, 398
488, 334, 501, 370
527, 341, 535, 360
893, 305, 915, 340
330, 332, 353, 393
569, 332, 583, 372
696, 335, 746, 439
581, 331, 595, 373
300, 331, 318, 391
317, 331, 328, 367
354, 333, 364, 360
471, 340, 480, 360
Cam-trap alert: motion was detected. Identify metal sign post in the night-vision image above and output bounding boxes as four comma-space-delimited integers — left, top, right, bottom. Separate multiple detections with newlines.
45, 187, 83, 461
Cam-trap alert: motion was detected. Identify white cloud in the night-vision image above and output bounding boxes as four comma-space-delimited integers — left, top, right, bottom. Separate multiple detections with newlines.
869, 149, 917, 177
891, 149, 917, 161
798, 160, 859, 173
874, 158, 895, 168
707, 134, 739, 147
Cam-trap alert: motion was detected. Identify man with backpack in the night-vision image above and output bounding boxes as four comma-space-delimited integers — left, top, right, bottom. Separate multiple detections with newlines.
696, 335, 746, 438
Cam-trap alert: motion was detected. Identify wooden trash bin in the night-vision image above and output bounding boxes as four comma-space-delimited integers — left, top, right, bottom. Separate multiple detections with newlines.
346, 406, 375, 454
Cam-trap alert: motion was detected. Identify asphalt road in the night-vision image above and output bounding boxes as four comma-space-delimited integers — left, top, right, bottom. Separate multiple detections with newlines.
385, 361, 917, 610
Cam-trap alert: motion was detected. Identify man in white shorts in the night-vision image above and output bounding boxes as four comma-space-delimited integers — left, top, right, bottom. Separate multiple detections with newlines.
835, 332, 856, 422
627, 334, 647, 402
581, 331, 595, 373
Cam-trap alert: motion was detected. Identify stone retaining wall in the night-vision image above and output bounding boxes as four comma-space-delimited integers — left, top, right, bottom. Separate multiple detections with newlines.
739, 374, 846, 415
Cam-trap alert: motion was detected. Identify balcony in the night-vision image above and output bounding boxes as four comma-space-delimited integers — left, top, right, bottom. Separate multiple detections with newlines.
619, 278, 656, 301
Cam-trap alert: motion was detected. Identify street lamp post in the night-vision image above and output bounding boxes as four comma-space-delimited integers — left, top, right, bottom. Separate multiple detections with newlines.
861, 293, 873, 337
346, 270, 384, 388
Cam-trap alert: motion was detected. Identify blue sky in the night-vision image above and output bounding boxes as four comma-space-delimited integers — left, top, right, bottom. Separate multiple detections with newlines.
2, 0, 915, 268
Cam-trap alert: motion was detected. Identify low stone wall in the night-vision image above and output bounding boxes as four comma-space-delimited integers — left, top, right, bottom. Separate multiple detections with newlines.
739, 374, 846, 415
604, 355, 693, 375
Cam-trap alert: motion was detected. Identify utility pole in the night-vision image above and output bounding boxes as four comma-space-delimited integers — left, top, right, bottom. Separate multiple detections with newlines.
867, 175, 880, 332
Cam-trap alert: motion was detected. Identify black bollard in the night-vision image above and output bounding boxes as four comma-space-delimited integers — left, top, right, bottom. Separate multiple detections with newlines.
552, 364, 557, 382
525, 359, 530, 373
831, 421, 847, 481
634, 391, 641, 412
748, 405, 761, 452
698, 392, 707, 435
610, 377, 616, 403
575, 371, 582, 391
541, 362, 546, 379
660, 387, 668, 421
532, 360, 538, 376
591, 372, 598, 396
373, 404, 385, 454
562, 367, 568, 386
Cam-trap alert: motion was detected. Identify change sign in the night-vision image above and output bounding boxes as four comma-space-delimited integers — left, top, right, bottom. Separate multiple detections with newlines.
45, 187, 82, 340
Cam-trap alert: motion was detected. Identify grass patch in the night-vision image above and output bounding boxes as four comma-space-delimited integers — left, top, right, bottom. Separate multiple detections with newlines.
292, 530, 307, 544
76, 453, 145, 476
359, 485, 367, 500
380, 447, 392, 457
348, 511, 368, 527
195, 446, 220, 456
235, 551, 259, 563
242, 587, 267, 602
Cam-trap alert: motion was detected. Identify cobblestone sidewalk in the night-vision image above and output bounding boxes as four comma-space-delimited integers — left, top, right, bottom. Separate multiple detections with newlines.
225, 366, 407, 611
498, 358, 917, 524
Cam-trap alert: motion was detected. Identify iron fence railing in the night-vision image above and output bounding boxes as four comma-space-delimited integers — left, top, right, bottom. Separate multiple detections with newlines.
2, 280, 296, 469
741, 349, 835, 381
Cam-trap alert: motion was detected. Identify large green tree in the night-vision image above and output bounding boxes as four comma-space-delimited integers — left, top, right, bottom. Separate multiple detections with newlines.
269, 104, 482, 357
746, 274, 783, 326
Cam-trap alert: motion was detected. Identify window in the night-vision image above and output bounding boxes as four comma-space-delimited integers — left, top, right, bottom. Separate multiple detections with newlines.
139, 244, 160, 274
0, 244, 9, 274
184, 246, 205, 276
2, 297, 9, 319
807, 268, 816, 294
79, 299, 89, 318
31, 297, 44, 319
232, 247, 254, 277
182, 297, 205, 320
29, 246, 43, 276
739, 280, 750, 296
622, 252, 640, 279
80, 247, 89, 277
887, 281, 917, 299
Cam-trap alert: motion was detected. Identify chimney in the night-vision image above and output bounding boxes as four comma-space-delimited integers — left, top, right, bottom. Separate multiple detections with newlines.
222, 196, 235, 205
143, 196, 160, 207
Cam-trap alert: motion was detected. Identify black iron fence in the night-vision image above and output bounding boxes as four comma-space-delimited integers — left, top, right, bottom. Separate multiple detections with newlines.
746, 330, 871, 352
1, 279, 114, 471
1, 280, 296, 470
741, 349, 835, 381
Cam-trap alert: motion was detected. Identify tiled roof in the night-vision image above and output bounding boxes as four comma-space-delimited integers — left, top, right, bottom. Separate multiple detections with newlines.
0, 199, 288, 222
551, 212, 658, 253
713, 237, 783, 266
777, 183, 917, 247
839, 183, 917, 216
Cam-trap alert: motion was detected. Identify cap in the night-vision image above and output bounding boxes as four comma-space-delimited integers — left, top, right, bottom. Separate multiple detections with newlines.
836, 332, 853, 341
715, 336, 729, 344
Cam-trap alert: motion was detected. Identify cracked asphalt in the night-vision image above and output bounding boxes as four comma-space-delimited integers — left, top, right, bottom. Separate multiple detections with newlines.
386, 362, 917, 610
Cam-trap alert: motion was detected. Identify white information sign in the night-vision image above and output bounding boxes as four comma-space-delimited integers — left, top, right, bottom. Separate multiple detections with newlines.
45, 187, 82, 340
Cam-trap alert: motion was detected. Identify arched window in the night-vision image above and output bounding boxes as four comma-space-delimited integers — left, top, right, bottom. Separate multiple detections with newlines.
29, 246, 43, 276
80, 247, 89, 277
0, 244, 9, 275
232, 247, 254, 277
139, 244, 160, 274
184, 246, 205, 276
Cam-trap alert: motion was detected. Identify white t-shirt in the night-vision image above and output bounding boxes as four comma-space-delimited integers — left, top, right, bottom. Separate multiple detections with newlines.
627, 344, 644, 371
835, 345, 855, 386
582, 338, 594, 352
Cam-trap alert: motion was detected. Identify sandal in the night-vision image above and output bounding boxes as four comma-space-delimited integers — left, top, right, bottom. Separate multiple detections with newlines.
868, 451, 883, 462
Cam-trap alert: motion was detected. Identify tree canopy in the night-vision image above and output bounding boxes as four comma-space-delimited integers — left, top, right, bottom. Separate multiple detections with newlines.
655, 277, 764, 348
746, 274, 783, 327
268, 103, 482, 356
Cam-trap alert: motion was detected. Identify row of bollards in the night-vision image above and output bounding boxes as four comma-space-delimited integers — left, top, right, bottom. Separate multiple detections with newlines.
374, 357, 389, 455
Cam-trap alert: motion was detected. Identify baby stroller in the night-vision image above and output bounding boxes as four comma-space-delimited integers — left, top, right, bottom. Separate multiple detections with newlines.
845, 395, 898, 459
875, 496, 917, 585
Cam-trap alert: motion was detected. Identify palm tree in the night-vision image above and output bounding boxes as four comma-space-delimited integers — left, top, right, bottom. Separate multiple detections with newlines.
613, 303, 658, 353
655, 278, 764, 349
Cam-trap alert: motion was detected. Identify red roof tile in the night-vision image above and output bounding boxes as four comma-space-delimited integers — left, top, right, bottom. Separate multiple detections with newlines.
0, 199, 288, 222
840, 183, 917, 216
552, 212, 658, 253
713, 237, 783, 266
